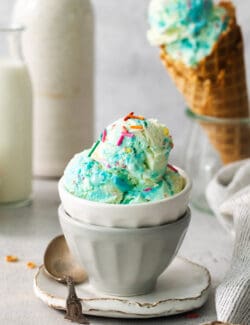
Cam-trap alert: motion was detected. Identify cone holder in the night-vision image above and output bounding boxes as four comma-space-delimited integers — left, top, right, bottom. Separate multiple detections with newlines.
183, 109, 250, 212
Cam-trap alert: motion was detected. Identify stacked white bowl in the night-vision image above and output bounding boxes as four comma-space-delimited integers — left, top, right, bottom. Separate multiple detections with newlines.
58, 167, 192, 296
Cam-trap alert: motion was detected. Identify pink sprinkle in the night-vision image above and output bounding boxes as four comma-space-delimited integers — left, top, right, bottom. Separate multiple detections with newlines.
167, 164, 178, 173
102, 129, 107, 142
121, 125, 135, 138
117, 135, 125, 146
107, 164, 111, 169
122, 132, 134, 138
144, 188, 152, 192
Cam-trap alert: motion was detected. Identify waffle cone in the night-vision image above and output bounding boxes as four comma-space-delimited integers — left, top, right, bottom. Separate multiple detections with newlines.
160, 1, 250, 163
161, 1, 249, 118
200, 120, 250, 164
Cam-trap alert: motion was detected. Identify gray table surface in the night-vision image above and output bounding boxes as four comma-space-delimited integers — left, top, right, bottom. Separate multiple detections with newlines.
0, 179, 233, 325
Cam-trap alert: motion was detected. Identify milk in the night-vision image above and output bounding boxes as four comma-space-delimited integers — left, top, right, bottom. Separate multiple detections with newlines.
0, 59, 32, 204
13, 0, 94, 177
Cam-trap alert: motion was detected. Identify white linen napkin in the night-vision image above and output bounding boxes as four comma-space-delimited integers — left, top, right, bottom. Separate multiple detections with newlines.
206, 159, 250, 325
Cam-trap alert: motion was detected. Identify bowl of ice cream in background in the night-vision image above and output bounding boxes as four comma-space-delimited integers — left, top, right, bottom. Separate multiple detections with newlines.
58, 112, 192, 296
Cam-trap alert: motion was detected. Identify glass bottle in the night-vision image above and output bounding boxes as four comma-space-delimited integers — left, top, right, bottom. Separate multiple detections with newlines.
0, 26, 33, 207
13, 0, 94, 178
183, 109, 250, 212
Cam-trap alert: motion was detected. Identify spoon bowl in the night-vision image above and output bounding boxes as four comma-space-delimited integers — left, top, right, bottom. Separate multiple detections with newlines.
44, 235, 87, 284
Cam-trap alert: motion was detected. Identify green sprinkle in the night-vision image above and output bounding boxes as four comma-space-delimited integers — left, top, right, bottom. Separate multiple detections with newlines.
88, 140, 100, 158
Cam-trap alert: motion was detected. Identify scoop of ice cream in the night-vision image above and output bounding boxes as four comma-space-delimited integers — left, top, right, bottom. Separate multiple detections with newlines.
92, 114, 173, 182
148, 0, 229, 66
148, 0, 213, 36
63, 113, 185, 204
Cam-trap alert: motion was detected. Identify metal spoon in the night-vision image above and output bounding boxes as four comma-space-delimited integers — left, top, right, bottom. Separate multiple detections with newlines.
44, 235, 89, 324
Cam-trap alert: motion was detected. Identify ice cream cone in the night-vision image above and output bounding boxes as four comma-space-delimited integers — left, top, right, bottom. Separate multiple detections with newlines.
160, 1, 249, 118
160, 1, 250, 163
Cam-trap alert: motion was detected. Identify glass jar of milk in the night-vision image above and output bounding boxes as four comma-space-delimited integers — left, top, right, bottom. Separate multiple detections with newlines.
0, 26, 32, 207
13, 0, 94, 178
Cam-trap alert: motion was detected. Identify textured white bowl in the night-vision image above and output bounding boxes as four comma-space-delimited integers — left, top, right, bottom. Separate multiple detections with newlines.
58, 167, 191, 228
59, 205, 191, 297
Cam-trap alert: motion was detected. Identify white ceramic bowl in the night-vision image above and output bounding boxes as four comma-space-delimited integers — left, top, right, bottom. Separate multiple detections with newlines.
58, 168, 192, 228
59, 205, 191, 296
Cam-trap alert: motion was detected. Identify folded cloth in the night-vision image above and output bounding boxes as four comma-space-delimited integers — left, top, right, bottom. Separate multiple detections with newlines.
206, 159, 250, 325
206, 159, 250, 236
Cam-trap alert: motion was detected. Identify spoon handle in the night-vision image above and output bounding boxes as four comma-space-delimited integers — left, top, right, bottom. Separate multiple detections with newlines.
65, 276, 89, 324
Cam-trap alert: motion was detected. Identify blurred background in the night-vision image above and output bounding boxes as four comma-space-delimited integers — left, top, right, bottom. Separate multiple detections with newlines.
1, 0, 249, 165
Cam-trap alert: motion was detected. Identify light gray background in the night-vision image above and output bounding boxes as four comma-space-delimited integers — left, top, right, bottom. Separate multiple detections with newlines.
0, 2, 246, 324
1, 0, 250, 164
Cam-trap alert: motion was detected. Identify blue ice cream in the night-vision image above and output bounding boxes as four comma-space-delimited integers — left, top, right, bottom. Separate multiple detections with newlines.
147, 0, 229, 66
63, 113, 185, 204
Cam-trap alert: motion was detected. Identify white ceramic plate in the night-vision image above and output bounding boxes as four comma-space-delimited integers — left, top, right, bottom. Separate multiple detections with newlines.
34, 257, 211, 319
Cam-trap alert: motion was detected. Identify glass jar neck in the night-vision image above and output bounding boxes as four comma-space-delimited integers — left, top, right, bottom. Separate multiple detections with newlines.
0, 26, 24, 61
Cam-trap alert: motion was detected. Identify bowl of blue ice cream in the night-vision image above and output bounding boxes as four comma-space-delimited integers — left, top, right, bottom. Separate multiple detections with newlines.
58, 113, 192, 296
58, 113, 191, 228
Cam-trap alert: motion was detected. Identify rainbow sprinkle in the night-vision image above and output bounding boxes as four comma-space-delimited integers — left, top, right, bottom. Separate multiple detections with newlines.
130, 125, 143, 130
117, 135, 125, 146
124, 112, 134, 121
125, 148, 132, 153
167, 164, 178, 173
88, 140, 100, 157
117, 126, 135, 146
124, 112, 145, 121
122, 126, 134, 137
102, 129, 107, 142
163, 127, 169, 136
122, 132, 134, 138
144, 188, 152, 192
